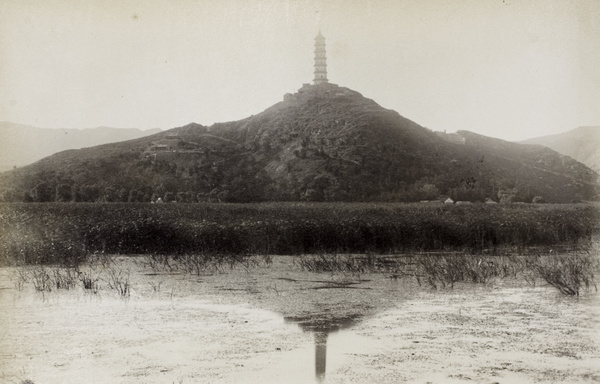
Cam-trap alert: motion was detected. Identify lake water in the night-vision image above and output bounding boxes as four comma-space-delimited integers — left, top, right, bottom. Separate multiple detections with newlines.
1, 256, 599, 383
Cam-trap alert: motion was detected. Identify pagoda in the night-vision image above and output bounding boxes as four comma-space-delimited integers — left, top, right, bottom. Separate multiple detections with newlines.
313, 31, 328, 84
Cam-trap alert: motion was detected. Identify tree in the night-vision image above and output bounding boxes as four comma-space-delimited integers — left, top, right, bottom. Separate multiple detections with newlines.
0, 188, 21, 202
103, 185, 117, 202
176, 191, 192, 203
77, 185, 100, 202
30, 182, 54, 202
163, 192, 175, 203
55, 184, 73, 202
117, 188, 129, 202
418, 184, 440, 201
498, 188, 517, 204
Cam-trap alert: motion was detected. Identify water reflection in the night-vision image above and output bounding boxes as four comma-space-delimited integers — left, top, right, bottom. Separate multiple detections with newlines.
285, 316, 358, 383
314, 331, 328, 382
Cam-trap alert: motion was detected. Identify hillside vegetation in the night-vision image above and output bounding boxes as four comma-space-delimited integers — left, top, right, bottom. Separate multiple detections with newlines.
0, 84, 598, 203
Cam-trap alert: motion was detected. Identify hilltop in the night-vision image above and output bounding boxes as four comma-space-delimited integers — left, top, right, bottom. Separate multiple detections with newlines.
0, 83, 598, 203
520, 126, 600, 174
0, 122, 161, 172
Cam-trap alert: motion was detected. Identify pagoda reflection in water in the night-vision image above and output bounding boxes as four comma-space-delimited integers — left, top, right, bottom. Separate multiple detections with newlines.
314, 330, 328, 382
284, 314, 357, 383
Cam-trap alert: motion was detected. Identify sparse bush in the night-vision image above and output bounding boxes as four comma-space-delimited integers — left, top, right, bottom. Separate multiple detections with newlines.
416, 254, 465, 289
76, 266, 100, 293
414, 253, 524, 288
172, 253, 261, 275
52, 267, 78, 290
530, 252, 599, 296
15, 268, 29, 290
144, 252, 263, 276
297, 254, 377, 280
295, 251, 600, 296
31, 267, 52, 292
145, 254, 175, 272
177, 253, 218, 275
107, 266, 131, 297
262, 254, 273, 266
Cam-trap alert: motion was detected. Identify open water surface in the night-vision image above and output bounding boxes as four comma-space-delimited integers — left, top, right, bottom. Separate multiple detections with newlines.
1, 256, 599, 383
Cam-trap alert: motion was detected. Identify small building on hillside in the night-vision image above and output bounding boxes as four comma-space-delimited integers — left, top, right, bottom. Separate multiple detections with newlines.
436, 131, 466, 145
146, 136, 201, 154
153, 144, 169, 152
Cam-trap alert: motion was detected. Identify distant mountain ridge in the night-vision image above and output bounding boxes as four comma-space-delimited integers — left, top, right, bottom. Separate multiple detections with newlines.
0, 84, 597, 203
520, 126, 600, 174
0, 121, 161, 171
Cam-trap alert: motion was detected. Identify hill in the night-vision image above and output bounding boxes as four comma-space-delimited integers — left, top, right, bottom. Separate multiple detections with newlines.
0, 121, 161, 172
520, 126, 600, 174
0, 83, 598, 203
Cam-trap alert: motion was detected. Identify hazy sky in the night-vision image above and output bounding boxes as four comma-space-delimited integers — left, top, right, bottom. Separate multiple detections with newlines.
1, 0, 599, 141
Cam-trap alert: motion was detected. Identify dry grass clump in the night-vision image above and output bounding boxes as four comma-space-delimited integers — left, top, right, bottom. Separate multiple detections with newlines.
415, 253, 526, 288
51, 268, 78, 290
75, 266, 100, 293
14, 268, 29, 290
15, 256, 134, 296
529, 252, 598, 296
415, 251, 600, 295
296, 254, 376, 280
31, 267, 52, 292
294, 250, 599, 296
107, 265, 131, 297
27, 267, 79, 292
143, 253, 265, 276
144, 254, 175, 272
296, 253, 522, 287
416, 254, 466, 289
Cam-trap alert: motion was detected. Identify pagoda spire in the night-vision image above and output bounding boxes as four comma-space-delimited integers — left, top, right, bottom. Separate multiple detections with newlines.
313, 31, 328, 85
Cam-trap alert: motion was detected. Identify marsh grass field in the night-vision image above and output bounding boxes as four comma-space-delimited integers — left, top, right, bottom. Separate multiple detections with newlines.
1, 202, 600, 383
1, 202, 598, 264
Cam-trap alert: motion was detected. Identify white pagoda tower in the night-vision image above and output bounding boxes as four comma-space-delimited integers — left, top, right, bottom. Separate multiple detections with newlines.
313, 31, 328, 84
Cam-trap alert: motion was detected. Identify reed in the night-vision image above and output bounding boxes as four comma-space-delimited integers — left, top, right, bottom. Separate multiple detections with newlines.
76, 266, 100, 293
31, 267, 52, 292
52, 267, 78, 290
107, 265, 131, 297
1, 203, 597, 266
294, 250, 600, 296
529, 251, 598, 296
